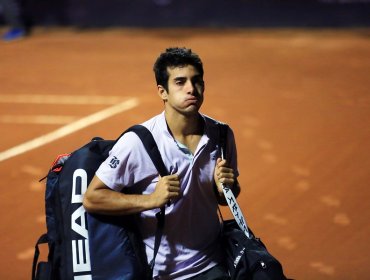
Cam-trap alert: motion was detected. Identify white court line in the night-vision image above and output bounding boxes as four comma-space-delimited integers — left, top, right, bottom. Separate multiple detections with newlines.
0, 98, 139, 162
0, 115, 77, 125
0, 94, 125, 105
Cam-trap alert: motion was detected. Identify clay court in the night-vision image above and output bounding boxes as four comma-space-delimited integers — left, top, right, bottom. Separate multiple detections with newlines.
0, 27, 369, 279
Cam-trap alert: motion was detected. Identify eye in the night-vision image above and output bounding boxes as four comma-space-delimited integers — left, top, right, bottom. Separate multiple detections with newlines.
196, 80, 204, 87
174, 78, 186, 86
192, 76, 204, 87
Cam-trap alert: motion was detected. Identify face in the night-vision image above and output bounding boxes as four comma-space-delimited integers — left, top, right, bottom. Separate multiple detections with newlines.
158, 65, 205, 116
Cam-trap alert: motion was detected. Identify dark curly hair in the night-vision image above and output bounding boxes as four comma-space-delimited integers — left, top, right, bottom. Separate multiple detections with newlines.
153, 47, 204, 91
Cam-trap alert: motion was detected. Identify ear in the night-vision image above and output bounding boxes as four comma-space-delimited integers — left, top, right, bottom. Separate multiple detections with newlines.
157, 85, 168, 101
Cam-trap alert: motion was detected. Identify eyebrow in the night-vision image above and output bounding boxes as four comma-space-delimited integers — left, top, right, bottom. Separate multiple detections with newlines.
173, 74, 202, 81
173, 76, 187, 81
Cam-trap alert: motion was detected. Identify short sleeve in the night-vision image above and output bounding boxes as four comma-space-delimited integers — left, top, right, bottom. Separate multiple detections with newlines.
95, 132, 157, 192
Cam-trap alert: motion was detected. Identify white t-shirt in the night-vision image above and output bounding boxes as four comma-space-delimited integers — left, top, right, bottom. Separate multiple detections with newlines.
96, 112, 239, 280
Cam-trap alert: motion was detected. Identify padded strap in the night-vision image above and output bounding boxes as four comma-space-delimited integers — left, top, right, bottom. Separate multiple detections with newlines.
218, 123, 229, 161
218, 123, 251, 238
126, 125, 168, 177
120, 125, 168, 276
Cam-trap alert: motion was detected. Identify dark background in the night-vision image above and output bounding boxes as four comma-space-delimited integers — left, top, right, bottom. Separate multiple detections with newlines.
1, 0, 370, 28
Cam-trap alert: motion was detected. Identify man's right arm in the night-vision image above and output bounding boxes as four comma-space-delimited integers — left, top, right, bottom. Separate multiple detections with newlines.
83, 174, 180, 216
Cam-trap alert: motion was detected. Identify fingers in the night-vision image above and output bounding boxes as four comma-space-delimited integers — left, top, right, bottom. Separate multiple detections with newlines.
215, 158, 235, 186
153, 174, 181, 208
216, 158, 229, 170
217, 174, 235, 186
162, 176, 180, 194
160, 174, 180, 188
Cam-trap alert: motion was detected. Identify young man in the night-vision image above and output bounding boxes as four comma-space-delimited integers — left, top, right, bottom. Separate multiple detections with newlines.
83, 47, 240, 280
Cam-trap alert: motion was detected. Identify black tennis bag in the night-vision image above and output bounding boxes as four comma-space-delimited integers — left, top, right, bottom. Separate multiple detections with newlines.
32, 125, 167, 280
218, 123, 288, 280
222, 220, 288, 280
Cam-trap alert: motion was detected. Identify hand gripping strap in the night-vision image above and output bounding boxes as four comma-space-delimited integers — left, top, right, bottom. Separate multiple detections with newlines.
219, 123, 251, 238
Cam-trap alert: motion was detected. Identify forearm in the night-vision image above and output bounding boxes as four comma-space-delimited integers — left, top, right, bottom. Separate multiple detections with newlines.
84, 190, 155, 216
83, 176, 157, 216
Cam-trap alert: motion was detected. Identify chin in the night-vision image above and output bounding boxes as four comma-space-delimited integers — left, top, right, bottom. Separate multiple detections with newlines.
184, 108, 201, 116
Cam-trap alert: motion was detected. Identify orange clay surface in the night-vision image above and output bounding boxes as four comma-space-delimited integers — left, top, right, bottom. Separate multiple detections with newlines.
0, 28, 369, 279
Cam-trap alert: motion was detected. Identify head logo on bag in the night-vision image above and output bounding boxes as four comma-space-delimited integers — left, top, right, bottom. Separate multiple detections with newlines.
71, 169, 91, 277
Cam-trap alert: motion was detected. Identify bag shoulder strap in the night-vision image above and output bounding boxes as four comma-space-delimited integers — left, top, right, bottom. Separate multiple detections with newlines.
218, 122, 229, 161
122, 124, 167, 276
125, 125, 168, 177
218, 123, 252, 238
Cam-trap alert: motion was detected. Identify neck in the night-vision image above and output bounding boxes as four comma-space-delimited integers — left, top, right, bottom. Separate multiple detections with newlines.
165, 111, 203, 137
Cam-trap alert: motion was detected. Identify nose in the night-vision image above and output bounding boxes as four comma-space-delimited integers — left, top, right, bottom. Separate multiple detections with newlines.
185, 80, 196, 94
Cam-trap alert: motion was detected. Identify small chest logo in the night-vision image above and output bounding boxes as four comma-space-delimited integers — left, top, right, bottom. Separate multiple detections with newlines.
109, 156, 120, 168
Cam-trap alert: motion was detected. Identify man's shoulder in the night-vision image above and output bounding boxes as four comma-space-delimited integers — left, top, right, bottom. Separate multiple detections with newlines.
202, 114, 229, 129
113, 114, 163, 151
140, 112, 165, 131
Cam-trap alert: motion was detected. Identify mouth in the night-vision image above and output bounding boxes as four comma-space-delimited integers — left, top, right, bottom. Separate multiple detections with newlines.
185, 98, 199, 106
185, 96, 199, 102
